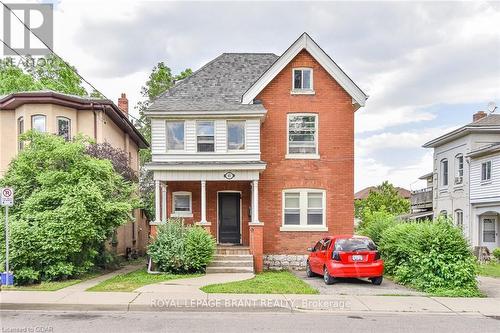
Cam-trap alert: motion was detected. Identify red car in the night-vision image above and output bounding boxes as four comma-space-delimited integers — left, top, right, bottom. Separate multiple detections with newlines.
306, 235, 384, 285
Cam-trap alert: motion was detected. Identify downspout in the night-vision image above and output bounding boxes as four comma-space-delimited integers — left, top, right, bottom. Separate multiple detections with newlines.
91, 102, 97, 141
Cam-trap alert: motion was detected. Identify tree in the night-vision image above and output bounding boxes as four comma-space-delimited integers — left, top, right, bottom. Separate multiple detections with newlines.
355, 181, 410, 221
0, 55, 88, 96
135, 63, 191, 220
0, 132, 137, 284
86, 142, 137, 182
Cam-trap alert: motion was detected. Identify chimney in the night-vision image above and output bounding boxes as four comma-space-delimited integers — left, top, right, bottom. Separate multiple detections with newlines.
118, 93, 128, 116
473, 111, 487, 122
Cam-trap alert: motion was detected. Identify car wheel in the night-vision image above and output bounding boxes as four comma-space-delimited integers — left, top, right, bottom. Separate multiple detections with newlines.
323, 267, 335, 285
306, 261, 315, 277
371, 276, 383, 285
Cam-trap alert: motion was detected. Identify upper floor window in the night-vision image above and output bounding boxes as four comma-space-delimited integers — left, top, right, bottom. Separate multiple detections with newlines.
197, 121, 215, 152
227, 120, 245, 150
57, 117, 71, 141
455, 209, 463, 230
287, 114, 318, 156
481, 161, 492, 182
18, 117, 24, 151
440, 159, 448, 186
455, 154, 464, 184
282, 189, 326, 229
293, 68, 313, 90
31, 115, 46, 132
166, 121, 185, 150
172, 191, 192, 217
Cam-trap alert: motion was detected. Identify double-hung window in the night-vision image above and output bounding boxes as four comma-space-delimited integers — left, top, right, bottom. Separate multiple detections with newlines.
197, 121, 215, 152
31, 115, 46, 132
455, 209, 463, 230
455, 154, 464, 184
481, 161, 492, 182
287, 114, 318, 157
227, 120, 245, 150
172, 192, 192, 217
282, 189, 326, 231
293, 68, 313, 91
441, 159, 448, 187
166, 121, 185, 150
57, 117, 71, 141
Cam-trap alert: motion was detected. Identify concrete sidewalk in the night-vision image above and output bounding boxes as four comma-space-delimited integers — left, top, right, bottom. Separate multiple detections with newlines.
1, 289, 499, 315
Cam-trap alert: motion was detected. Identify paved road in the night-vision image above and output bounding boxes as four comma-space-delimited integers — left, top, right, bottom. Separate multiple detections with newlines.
294, 271, 423, 296
1, 310, 499, 333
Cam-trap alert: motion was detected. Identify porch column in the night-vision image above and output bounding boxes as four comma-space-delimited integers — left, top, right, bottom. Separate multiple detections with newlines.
200, 180, 207, 223
251, 180, 260, 224
161, 183, 167, 223
154, 179, 161, 223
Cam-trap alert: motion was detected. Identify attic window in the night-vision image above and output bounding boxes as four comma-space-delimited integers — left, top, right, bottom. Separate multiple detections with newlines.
293, 68, 313, 91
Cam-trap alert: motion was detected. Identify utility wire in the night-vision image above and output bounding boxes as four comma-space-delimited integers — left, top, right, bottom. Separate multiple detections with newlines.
1, 1, 147, 127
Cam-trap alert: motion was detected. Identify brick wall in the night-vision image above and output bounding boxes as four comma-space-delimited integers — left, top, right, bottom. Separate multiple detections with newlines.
257, 49, 355, 254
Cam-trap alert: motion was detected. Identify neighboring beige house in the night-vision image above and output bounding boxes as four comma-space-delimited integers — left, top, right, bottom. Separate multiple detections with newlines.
0, 91, 149, 256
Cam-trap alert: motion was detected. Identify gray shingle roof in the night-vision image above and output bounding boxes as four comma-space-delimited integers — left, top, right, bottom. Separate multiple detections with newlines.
468, 114, 500, 126
148, 53, 279, 112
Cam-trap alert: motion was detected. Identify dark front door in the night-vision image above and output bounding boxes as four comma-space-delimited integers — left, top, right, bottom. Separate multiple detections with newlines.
218, 192, 241, 244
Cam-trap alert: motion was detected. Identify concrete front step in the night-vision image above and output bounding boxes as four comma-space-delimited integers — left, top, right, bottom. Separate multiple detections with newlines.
213, 254, 254, 261
209, 260, 253, 268
216, 246, 251, 255
205, 266, 254, 273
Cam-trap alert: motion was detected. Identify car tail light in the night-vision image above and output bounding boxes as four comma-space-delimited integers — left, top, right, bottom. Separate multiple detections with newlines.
332, 251, 341, 261
375, 251, 381, 260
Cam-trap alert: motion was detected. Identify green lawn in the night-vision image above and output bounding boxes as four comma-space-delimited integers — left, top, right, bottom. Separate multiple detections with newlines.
87, 268, 201, 292
200, 271, 319, 294
477, 262, 500, 278
2, 271, 102, 291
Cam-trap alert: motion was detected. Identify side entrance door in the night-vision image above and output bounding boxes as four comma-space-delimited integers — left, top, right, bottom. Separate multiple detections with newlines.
481, 216, 498, 251
218, 192, 241, 244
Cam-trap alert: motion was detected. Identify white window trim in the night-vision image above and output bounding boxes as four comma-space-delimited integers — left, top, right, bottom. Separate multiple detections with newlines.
440, 158, 449, 189
286, 113, 320, 159
31, 114, 46, 133
171, 191, 193, 218
226, 120, 247, 152
165, 120, 186, 152
481, 160, 492, 184
454, 154, 464, 185
291, 67, 314, 94
196, 120, 216, 153
280, 188, 327, 232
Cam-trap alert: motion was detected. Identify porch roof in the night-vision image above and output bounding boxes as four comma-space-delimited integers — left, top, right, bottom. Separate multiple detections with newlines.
146, 161, 266, 171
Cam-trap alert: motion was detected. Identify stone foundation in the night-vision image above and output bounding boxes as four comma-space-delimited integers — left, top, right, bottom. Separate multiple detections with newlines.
263, 254, 308, 271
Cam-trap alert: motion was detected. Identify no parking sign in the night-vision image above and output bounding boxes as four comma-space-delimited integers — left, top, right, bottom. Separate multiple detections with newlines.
1, 187, 14, 206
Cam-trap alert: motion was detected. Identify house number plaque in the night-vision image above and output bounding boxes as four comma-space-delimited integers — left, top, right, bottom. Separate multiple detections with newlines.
224, 172, 235, 180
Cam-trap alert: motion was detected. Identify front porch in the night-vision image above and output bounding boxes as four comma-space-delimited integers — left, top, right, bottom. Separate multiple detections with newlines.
148, 162, 266, 272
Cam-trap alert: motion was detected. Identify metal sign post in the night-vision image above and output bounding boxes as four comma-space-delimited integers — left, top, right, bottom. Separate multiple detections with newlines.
1, 187, 14, 285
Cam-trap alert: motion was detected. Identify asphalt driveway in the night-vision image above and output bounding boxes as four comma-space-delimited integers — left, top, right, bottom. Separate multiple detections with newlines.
293, 271, 423, 296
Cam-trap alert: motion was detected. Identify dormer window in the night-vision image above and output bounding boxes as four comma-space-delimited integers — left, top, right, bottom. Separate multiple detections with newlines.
293, 68, 313, 91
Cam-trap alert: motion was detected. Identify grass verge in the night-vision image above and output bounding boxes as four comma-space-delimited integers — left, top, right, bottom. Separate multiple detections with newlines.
477, 262, 500, 278
200, 271, 319, 294
2, 271, 102, 291
87, 268, 201, 292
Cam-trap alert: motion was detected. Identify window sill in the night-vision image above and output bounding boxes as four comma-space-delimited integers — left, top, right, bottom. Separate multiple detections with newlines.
285, 154, 320, 160
290, 89, 315, 95
171, 213, 193, 218
480, 181, 492, 185
280, 226, 328, 232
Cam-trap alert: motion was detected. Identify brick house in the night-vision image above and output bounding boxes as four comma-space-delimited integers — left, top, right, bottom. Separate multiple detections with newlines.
146, 33, 367, 272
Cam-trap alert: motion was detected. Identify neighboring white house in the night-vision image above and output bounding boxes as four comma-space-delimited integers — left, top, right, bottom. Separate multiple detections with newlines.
468, 143, 500, 251
423, 112, 500, 251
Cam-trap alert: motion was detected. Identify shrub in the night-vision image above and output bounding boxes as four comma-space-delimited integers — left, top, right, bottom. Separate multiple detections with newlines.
357, 210, 397, 245
148, 219, 216, 273
493, 248, 500, 261
379, 217, 480, 296
0, 132, 137, 285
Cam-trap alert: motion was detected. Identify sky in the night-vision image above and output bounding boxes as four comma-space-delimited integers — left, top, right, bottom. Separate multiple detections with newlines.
2, 0, 500, 191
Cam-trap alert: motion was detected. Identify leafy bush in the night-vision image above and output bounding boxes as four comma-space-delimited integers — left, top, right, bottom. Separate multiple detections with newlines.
357, 210, 398, 245
379, 217, 480, 297
493, 248, 500, 261
0, 132, 137, 285
148, 219, 216, 273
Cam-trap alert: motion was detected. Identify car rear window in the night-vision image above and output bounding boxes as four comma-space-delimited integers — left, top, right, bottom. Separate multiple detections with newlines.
334, 238, 377, 251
